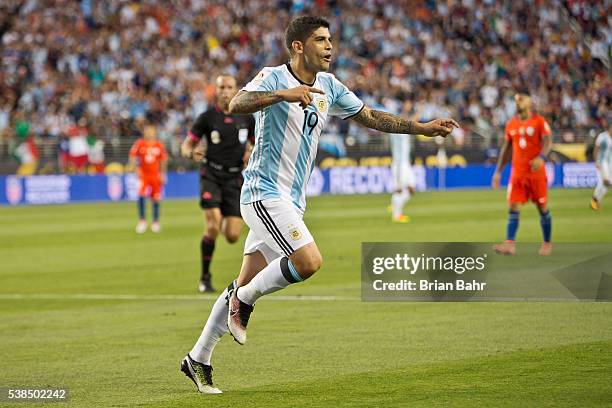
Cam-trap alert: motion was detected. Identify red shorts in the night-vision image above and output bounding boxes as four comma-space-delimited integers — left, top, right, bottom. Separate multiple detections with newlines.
507, 173, 547, 205
69, 154, 88, 171
139, 177, 162, 201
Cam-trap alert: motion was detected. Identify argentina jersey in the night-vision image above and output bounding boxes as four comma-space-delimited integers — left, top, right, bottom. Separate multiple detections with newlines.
240, 63, 363, 212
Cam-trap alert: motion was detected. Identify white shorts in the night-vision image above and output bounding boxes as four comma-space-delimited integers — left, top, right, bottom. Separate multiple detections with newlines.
392, 161, 416, 190
241, 199, 314, 264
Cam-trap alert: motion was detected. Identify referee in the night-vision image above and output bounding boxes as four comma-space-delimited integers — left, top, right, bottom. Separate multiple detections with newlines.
181, 75, 255, 292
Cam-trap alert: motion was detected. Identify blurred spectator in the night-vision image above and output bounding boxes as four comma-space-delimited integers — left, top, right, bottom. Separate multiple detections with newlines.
87, 135, 105, 174
0, 0, 610, 173
67, 118, 90, 174
11, 117, 39, 175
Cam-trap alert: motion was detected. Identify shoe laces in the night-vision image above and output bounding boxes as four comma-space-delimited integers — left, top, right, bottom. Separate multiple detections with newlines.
238, 300, 254, 328
225, 281, 237, 306
194, 362, 214, 386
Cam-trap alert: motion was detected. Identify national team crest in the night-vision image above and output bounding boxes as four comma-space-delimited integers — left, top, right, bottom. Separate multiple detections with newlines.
6, 176, 22, 205
526, 126, 534, 136
289, 226, 302, 241
316, 98, 328, 113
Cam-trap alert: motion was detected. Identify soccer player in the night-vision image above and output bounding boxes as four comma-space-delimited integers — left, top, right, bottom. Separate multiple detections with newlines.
181, 16, 458, 394
129, 123, 168, 234
491, 92, 553, 256
390, 101, 421, 222
181, 75, 255, 293
590, 119, 612, 210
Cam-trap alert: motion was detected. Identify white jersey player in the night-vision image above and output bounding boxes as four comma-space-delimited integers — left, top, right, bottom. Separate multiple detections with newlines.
591, 122, 612, 210
389, 101, 422, 222
390, 133, 416, 222
180, 16, 459, 395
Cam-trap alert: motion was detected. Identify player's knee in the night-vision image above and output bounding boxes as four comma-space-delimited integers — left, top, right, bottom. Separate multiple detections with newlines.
206, 225, 220, 239
225, 232, 240, 244
295, 252, 323, 278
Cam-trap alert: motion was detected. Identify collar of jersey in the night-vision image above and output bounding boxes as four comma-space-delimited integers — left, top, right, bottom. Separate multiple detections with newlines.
285, 62, 316, 86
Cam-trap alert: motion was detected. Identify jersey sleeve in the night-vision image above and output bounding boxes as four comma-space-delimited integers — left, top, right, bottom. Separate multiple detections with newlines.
159, 142, 168, 161
129, 140, 141, 157
504, 123, 512, 141
328, 76, 364, 119
540, 117, 551, 137
189, 113, 210, 142
242, 67, 279, 92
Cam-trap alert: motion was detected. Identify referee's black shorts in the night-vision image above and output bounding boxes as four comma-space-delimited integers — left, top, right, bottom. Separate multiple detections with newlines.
199, 166, 243, 217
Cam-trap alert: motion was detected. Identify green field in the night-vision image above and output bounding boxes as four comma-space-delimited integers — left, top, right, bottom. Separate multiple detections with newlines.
1, 189, 611, 407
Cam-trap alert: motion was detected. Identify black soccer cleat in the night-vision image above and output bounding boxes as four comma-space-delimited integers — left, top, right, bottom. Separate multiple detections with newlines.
180, 354, 222, 394
227, 288, 254, 345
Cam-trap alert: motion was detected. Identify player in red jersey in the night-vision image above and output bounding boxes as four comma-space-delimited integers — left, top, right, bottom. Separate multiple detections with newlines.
492, 92, 553, 256
129, 123, 168, 234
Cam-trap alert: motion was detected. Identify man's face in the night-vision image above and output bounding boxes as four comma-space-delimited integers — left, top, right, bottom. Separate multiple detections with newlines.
216, 76, 237, 107
514, 93, 532, 113
302, 27, 333, 72
143, 125, 156, 141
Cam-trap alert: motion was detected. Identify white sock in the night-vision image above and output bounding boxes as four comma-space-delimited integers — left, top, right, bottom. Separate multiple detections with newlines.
594, 182, 608, 201
391, 190, 410, 217
237, 257, 301, 305
189, 283, 233, 365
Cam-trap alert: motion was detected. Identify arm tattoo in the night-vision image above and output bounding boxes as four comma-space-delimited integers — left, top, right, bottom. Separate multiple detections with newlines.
352, 107, 414, 134
229, 91, 283, 114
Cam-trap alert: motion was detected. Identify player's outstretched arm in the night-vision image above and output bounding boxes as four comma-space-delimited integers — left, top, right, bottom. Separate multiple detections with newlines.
351, 106, 458, 137
229, 86, 325, 114
492, 139, 511, 189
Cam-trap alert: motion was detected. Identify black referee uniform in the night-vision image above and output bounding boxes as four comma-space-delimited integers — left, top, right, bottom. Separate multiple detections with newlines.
189, 106, 255, 216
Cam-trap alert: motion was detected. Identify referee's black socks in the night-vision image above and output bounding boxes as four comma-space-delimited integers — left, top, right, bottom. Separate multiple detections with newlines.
200, 236, 215, 281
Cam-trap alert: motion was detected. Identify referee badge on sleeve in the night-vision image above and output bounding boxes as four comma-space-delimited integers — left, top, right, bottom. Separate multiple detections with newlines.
238, 128, 249, 144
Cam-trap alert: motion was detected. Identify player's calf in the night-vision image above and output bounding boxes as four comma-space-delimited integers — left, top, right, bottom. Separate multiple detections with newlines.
228, 251, 319, 345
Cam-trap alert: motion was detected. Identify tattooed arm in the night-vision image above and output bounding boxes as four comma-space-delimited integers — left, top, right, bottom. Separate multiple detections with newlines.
228, 91, 283, 114
351, 106, 458, 137
229, 85, 325, 114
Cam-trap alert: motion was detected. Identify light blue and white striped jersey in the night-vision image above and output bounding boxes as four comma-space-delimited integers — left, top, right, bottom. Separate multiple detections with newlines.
241, 63, 363, 212
595, 131, 611, 165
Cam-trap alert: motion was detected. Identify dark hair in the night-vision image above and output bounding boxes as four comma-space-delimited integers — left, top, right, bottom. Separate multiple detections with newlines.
285, 16, 330, 53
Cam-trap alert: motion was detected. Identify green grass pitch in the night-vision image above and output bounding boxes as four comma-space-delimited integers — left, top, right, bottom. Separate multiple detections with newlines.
1, 188, 611, 407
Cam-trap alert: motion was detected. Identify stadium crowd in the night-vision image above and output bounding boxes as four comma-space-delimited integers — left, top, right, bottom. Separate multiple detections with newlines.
0, 0, 610, 172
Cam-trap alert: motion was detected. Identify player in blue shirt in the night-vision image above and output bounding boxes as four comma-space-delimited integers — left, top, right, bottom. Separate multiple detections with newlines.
181, 16, 458, 394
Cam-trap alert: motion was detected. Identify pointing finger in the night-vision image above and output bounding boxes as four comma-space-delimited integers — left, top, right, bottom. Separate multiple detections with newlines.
447, 119, 460, 128
309, 87, 325, 94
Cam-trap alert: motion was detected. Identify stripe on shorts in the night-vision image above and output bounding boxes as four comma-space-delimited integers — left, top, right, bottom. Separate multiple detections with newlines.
252, 201, 293, 256
255, 201, 294, 255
